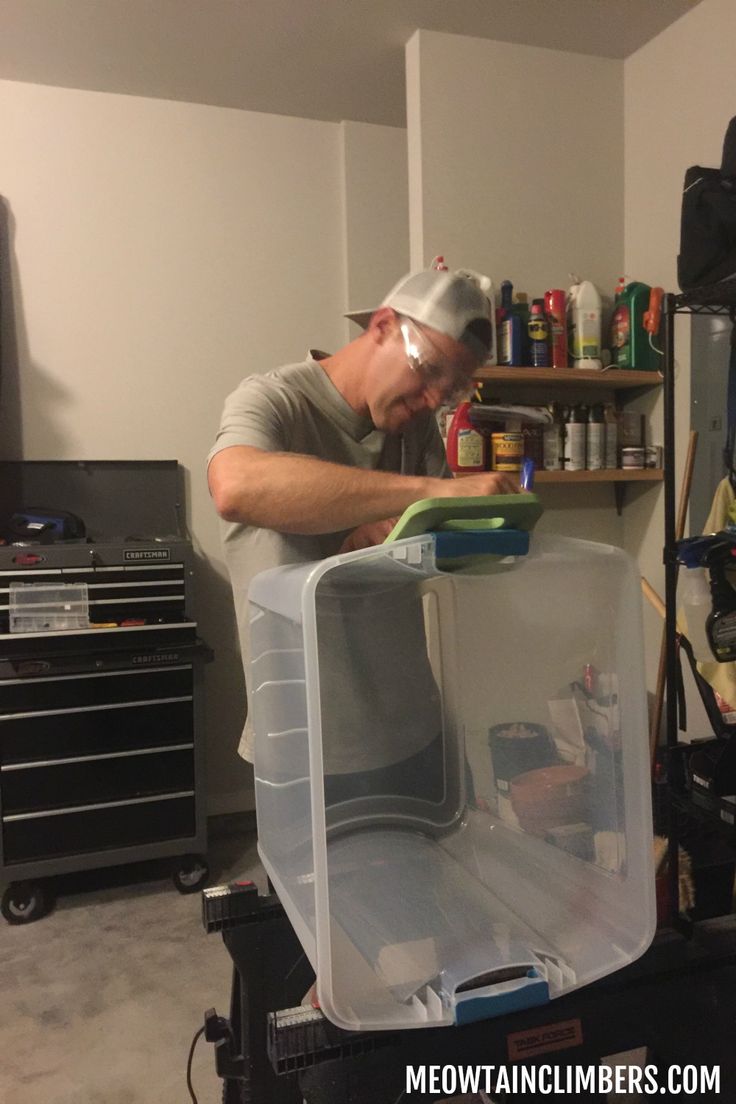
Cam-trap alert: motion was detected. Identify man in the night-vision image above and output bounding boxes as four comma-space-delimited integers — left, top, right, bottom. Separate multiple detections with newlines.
208, 266, 518, 764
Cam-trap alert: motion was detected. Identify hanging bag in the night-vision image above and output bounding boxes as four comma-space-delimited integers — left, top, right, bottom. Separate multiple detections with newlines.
678, 115, 736, 294
678, 117, 736, 485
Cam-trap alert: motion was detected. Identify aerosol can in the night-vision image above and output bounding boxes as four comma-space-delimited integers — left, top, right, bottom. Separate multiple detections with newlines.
568, 278, 602, 370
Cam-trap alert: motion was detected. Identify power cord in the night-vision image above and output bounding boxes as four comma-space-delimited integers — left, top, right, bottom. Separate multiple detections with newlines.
186, 1025, 205, 1104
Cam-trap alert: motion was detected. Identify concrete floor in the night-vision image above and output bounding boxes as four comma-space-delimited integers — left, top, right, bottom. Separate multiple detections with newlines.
0, 815, 263, 1104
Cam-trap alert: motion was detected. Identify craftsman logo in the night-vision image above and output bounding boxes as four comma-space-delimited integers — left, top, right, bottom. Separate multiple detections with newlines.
131, 653, 180, 665
506, 1018, 583, 1061
124, 549, 170, 562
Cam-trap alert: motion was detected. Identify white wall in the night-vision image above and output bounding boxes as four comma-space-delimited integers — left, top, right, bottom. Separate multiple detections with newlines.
339, 120, 409, 342
405, 29, 628, 545
624, 0, 736, 695
0, 79, 348, 813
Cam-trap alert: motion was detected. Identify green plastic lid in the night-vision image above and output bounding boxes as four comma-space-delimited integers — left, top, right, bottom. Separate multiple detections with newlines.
385, 493, 542, 542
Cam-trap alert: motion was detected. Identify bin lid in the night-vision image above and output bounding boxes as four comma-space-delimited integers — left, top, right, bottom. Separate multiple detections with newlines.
385, 493, 542, 542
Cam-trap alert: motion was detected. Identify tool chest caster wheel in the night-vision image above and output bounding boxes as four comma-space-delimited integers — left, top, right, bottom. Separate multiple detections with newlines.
173, 855, 209, 894
1, 880, 54, 925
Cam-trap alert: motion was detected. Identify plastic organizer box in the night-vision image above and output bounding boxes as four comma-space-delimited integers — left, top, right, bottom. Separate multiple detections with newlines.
9, 581, 90, 633
249, 496, 655, 1032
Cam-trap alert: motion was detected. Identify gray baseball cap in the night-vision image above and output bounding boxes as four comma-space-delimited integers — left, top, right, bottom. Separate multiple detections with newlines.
345, 268, 493, 362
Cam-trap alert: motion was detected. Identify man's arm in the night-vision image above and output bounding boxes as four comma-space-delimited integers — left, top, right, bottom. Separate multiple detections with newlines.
208, 445, 519, 535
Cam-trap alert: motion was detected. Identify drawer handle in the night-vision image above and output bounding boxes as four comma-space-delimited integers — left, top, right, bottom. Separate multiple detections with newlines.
3, 790, 195, 821
0, 665, 191, 686
0, 696, 193, 721
2, 743, 194, 771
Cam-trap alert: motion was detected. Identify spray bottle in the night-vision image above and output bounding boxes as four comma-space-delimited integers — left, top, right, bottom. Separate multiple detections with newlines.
568, 278, 602, 370
446, 401, 487, 473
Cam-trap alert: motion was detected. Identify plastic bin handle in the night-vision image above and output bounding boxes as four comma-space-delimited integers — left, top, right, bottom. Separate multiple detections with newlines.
454, 970, 550, 1026
385, 493, 542, 543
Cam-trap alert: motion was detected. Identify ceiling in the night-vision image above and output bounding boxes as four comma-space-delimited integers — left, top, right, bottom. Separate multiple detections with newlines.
0, 0, 702, 128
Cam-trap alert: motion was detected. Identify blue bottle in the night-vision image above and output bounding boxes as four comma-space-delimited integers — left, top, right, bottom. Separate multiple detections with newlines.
528, 299, 550, 367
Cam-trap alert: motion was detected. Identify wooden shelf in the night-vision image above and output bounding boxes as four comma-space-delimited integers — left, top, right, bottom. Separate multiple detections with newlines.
457, 468, 663, 484
533, 468, 663, 484
475, 366, 663, 390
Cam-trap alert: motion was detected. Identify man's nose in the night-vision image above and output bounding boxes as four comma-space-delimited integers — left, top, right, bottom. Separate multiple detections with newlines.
421, 387, 444, 412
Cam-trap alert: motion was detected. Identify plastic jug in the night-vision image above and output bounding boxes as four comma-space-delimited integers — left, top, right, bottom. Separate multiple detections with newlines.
568, 279, 602, 370
610, 280, 663, 371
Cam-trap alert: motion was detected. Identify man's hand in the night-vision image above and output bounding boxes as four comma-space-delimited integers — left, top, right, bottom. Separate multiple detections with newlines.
338, 518, 399, 553
443, 471, 521, 496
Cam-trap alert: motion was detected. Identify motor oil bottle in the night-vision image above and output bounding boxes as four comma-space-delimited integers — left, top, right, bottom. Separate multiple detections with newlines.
565, 404, 587, 471
446, 401, 487, 473
610, 280, 662, 371
568, 279, 602, 369
586, 404, 605, 470
542, 402, 564, 471
528, 299, 549, 367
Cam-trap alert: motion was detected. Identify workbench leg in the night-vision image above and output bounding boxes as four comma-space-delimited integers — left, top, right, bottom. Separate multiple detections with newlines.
221, 907, 313, 1103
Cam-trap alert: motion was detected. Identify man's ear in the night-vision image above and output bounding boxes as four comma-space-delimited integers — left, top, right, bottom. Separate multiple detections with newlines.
366, 306, 398, 346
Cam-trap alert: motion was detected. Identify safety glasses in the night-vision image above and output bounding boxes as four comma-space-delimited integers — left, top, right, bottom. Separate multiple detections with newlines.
399, 317, 477, 405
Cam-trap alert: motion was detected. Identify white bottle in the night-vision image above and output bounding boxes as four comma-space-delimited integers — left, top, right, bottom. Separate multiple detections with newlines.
679, 568, 714, 662
568, 278, 602, 370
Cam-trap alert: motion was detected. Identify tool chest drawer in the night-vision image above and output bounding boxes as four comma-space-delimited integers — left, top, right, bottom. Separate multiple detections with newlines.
0, 665, 193, 714
0, 699, 193, 765
0, 464, 210, 909
0, 658, 203, 868
2, 746, 194, 816
3, 793, 196, 865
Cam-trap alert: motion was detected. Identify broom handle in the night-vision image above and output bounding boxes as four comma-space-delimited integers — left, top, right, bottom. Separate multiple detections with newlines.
649, 430, 699, 766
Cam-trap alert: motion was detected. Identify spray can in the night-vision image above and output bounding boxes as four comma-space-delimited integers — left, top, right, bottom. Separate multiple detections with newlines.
545, 289, 568, 369
604, 403, 619, 468
586, 405, 605, 470
568, 279, 602, 369
565, 404, 587, 471
542, 402, 564, 471
446, 401, 486, 472
528, 299, 549, 367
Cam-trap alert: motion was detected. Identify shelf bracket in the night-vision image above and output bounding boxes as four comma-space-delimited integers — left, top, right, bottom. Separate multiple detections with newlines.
614, 482, 626, 515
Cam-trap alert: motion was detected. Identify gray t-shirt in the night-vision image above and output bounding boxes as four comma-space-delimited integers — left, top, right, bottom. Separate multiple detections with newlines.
207, 352, 449, 763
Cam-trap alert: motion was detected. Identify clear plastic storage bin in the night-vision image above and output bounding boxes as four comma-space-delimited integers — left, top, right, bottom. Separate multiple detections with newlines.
9, 582, 90, 633
249, 499, 655, 1032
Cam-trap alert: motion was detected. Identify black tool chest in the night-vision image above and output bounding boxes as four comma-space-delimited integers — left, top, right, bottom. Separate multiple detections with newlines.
0, 461, 211, 923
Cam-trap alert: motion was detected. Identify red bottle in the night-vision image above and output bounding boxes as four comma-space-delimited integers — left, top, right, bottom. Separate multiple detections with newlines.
446, 402, 487, 473
545, 289, 568, 369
